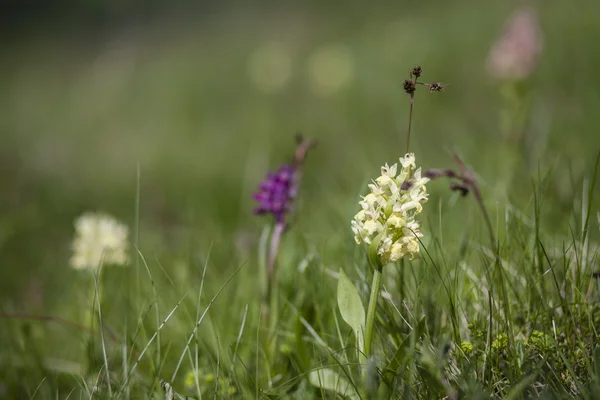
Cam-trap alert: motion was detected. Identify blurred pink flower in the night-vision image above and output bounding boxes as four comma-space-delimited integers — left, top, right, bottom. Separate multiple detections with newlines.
487, 7, 543, 80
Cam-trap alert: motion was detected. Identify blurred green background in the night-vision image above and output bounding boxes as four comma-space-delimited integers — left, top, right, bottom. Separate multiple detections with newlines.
1, 0, 599, 365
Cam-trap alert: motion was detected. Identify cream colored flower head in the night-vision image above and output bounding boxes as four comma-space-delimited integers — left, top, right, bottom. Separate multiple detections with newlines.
351, 153, 429, 265
70, 212, 130, 270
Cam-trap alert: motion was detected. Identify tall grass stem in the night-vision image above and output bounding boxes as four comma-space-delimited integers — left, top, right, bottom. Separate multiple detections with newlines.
406, 95, 415, 153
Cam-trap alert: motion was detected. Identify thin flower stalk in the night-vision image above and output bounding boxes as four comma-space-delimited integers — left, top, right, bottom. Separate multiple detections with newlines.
403, 66, 443, 153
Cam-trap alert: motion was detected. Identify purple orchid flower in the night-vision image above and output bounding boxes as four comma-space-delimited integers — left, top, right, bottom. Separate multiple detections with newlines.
253, 164, 298, 225
253, 135, 313, 225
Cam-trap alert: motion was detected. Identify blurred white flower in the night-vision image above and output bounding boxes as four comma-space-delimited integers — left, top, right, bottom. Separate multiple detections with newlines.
351, 153, 429, 264
487, 7, 543, 80
307, 44, 354, 97
247, 41, 293, 93
70, 212, 130, 270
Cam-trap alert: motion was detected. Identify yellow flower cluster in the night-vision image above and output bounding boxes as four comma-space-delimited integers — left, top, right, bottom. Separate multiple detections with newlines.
351, 153, 429, 264
70, 212, 130, 270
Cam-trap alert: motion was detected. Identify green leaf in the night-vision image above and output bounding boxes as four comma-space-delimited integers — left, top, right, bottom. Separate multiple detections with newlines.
367, 232, 384, 271
503, 375, 534, 400
308, 368, 360, 400
294, 315, 309, 372
383, 334, 410, 380
337, 269, 365, 355
417, 347, 446, 395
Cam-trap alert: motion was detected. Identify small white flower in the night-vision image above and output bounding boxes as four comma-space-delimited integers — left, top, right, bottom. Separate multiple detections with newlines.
368, 183, 384, 196
412, 168, 430, 188
381, 163, 397, 178
399, 201, 422, 214
362, 193, 383, 209
386, 214, 405, 229
379, 237, 392, 256
389, 242, 406, 261
400, 153, 416, 170
406, 239, 420, 255
406, 220, 421, 232
376, 163, 398, 188
376, 174, 395, 190
363, 220, 382, 237
70, 212, 130, 270
351, 153, 428, 265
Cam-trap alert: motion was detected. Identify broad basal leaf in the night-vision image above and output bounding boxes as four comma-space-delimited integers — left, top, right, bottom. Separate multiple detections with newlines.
337, 269, 365, 355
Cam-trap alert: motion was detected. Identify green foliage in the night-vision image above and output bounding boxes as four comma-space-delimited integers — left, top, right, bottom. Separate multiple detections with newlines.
308, 368, 360, 400
336, 269, 365, 358
1, 1, 600, 399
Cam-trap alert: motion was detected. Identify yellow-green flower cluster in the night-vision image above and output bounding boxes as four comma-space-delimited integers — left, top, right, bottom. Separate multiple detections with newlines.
351, 153, 429, 264
460, 340, 474, 356
491, 333, 509, 350
184, 370, 237, 397
526, 330, 554, 352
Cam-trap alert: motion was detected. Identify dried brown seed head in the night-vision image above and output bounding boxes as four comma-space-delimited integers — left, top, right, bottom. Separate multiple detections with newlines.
428, 82, 445, 92
412, 66, 422, 78
403, 79, 416, 94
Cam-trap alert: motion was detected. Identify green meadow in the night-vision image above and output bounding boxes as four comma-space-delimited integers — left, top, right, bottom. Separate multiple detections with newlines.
1, 1, 600, 398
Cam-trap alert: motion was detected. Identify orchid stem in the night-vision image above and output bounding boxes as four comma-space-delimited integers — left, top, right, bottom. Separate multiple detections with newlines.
365, 268, 382, 357
267, 222, 285, 285
263, 222, 285, 352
